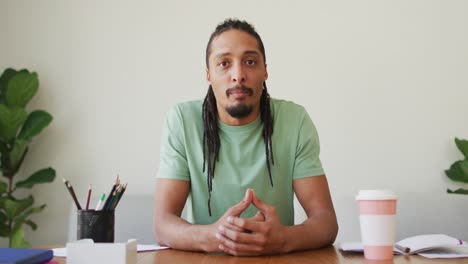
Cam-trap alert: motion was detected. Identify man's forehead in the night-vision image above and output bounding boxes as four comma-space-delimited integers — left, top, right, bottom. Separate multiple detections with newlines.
209, 30, 261, 57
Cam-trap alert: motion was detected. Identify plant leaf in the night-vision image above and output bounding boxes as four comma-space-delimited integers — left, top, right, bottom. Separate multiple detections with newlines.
0, 68, 18, 104
15, 167, 56, 189
18, 110, 53, 141
0, 142, 7, 173
0, 180, 7, 193
0, 210, 7, 223
0, 141, 7, 153
0, 209, 10, 236
447, 188, 468, 195
8, 139, 28, 173
12, 204, 45, 232
5, 71, 38, 108
455, 138, 468, 160
24, 220, 38, 231
0, 220, 9, 237
2, 196, 34, 219
0, 105, 27, 143
10, 228, 31, 248
445, 160, 468, 184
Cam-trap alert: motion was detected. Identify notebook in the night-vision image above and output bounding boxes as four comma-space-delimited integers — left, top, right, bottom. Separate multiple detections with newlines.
340, 234, 468, 259
0, 248, 53, 264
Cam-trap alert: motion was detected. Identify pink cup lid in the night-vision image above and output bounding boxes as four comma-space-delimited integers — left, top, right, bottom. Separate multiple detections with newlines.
356, 190, 398, 201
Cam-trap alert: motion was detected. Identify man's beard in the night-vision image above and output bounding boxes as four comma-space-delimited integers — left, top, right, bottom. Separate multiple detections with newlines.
226, 103, 254, 118
225, 85, 254, 118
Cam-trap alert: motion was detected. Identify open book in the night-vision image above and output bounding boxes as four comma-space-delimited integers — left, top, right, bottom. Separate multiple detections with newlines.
340, 234, 468, 259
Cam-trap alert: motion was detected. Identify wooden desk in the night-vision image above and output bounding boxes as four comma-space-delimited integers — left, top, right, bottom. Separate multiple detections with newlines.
51, 246, 468, 264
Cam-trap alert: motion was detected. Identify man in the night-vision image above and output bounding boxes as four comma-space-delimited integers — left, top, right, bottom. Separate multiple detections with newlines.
154, 18, 338, 256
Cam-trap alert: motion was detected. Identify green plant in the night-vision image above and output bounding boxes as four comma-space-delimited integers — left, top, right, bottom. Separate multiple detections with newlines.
0, 68, 56, 247
445, 138, 468, 194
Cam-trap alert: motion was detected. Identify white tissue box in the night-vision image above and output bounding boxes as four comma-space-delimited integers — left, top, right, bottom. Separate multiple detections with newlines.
66, 239, 137, 264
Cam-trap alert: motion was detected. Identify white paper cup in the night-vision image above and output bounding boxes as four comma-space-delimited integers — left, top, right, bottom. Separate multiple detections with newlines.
356, 190, 398, 260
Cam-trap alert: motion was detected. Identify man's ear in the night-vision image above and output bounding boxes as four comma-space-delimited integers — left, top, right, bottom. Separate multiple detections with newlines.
206, 68, 211, 84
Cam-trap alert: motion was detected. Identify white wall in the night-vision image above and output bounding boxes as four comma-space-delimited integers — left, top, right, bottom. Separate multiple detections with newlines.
1, 0, 467, 247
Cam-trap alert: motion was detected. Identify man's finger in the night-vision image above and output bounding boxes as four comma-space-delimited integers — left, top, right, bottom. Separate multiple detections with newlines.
243, 188, 253, 203
218, 225, 252, 244
222, 211, 264, 234
221, 221, 244, 232
227, 216, 264, 233
216, 233, 263, 256
218, 223, 267, 245
250, 211, 265, 221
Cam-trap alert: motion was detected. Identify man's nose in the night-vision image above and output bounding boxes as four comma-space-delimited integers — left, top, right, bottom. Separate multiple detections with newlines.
231, 64, 246, 83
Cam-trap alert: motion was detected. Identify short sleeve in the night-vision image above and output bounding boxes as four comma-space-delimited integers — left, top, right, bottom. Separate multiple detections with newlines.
157, 105, 191, 181
293, 110, 325, 179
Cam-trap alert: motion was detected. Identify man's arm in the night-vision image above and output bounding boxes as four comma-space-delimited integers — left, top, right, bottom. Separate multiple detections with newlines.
284, 175, 338, 251
216, 175, 338, 256
153, 178, 255, 252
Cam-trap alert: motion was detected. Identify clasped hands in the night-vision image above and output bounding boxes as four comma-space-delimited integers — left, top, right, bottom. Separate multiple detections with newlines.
212, 188, 287, 256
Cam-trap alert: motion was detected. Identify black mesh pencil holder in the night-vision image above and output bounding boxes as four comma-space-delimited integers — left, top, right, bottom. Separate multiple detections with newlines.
77, 210, 115, 243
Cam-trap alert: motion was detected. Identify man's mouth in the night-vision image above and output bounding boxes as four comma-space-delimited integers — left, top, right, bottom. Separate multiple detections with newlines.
226, 86, 253, 98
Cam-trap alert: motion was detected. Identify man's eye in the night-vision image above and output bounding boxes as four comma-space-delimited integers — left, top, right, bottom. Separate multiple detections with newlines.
219, 61, 229, 67
246, 60, 256, 66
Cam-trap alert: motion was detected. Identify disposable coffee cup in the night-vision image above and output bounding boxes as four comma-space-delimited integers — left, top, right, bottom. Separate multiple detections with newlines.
77, 210, 115, 243
356, 190, 398, 260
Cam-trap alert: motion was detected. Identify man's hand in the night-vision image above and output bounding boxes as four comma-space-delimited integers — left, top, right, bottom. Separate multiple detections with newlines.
216, 189, 287, 256
203, 188, 257, 252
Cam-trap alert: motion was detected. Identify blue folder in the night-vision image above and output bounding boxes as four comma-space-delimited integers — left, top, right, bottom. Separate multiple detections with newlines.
0, 248, 53, 264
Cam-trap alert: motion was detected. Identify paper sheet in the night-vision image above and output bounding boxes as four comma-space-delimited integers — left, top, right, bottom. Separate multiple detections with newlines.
136, 244, 170, 252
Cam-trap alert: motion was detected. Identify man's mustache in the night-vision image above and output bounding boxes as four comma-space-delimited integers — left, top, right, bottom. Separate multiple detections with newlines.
226, 85, 254, 97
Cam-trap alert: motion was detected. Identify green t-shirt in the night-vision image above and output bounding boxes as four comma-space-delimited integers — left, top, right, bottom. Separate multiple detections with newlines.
158, 98, 324, 226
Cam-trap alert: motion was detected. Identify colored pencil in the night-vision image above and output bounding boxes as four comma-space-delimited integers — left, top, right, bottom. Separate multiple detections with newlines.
108, 185, 122, 210
62, 178, 82, 210
113, 183, 127, 210
85, 184, 92, 210
95, 193, 106, 210
102, 175, 119, 210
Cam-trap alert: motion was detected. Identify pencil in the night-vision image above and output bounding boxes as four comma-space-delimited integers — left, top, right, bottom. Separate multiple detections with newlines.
113, 183, 127, 210
105, 185, 120, 211
108, 185, 122, 210
395, 244, 410, 254
63, 178, 82, 210
85, 184, 92, 210
102, 175, 119, 210
95, 193, 106, 210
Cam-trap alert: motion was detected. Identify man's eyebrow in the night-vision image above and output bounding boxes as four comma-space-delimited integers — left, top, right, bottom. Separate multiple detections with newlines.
213, 52, 231, 60
213, 50, 261, 60
244, 50, 260, 56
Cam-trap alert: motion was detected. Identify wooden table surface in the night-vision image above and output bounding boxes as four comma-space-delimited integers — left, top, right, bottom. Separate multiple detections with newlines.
51, 246, 468, 264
